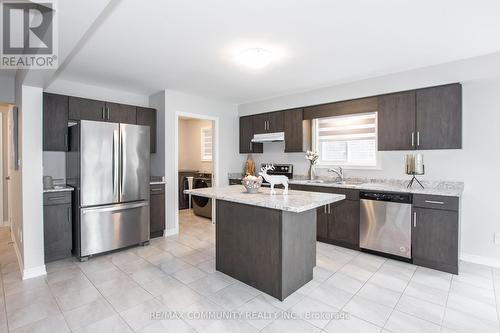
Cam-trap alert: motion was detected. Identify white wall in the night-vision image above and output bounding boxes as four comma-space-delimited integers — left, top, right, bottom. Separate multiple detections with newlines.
178, 118, 213, 173
46, 78, 149, 106
238, 58, 500, 266
161, 90, 239, 232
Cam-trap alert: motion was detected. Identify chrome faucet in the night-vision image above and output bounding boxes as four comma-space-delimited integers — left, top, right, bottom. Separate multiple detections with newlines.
328, 167, 344, 182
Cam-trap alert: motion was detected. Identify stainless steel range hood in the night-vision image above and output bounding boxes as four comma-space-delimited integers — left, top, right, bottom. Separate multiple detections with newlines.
251, 132, 285, 143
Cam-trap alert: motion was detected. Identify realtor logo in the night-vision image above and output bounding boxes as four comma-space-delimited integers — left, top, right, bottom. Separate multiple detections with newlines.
1, 0, 58, 69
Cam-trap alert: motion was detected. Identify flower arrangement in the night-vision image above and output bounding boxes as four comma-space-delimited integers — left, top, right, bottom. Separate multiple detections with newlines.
305, 150, 319, 165
305, 151, 319, 180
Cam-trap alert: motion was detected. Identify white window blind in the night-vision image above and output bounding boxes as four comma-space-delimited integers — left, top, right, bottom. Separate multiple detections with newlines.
201, 127, 212, 161
313, 112, 377, 167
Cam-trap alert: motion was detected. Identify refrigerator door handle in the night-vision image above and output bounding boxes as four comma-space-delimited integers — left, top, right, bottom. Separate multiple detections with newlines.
120, 132, 125, 199
81, 201, 148, 214
112, 130, 119, 202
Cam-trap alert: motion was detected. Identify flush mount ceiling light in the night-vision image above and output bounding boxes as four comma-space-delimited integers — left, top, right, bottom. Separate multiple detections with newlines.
237, 48, 274, 69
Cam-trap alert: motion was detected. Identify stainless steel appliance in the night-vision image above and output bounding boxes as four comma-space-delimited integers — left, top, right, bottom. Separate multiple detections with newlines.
192, 173, 212, 219
67, 121, 150, 260
359, 191, 412, 259
260, 164, 293, 186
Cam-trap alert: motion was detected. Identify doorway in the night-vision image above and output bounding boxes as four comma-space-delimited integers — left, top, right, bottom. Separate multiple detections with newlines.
176, 113, 217, 232
0, 104, 12, 227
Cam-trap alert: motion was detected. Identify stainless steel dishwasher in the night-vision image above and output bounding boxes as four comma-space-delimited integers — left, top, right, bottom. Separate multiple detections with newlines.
359, 191, 412, 259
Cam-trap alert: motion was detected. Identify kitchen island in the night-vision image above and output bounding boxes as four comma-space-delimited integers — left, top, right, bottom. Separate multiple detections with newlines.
185, 185, 345, 300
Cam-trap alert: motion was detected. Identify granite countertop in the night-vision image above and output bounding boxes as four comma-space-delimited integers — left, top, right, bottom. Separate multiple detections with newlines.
150, 176, 166, 185
43, 186, 74, 193
288, 177, 464, 197
184, 185, 345, 213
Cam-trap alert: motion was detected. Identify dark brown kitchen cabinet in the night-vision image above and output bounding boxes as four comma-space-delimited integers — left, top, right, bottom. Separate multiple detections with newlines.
253, 111, 284, 134
316, 205, 328, 240
106, 102, 136, 124
284, 108, 304, 152
239, 116, 263, 154
43, 191, 72, 262
289, 184, 360, 249
416, 84, 462, 150
150, 184, 165, 238
378, 91, 416, 151
43, 93, 68, 151
412, 197, 459, 274
327, 199, 360, 250
136, 107, 157, 153
69, 96, 106, 121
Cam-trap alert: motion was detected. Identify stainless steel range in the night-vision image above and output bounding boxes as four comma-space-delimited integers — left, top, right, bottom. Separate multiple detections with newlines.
67, 120, 150, 260
260, 163, 293, 186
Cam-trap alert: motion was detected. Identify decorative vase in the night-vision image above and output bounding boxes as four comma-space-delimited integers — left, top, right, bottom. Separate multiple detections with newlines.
308, 164, 315, 180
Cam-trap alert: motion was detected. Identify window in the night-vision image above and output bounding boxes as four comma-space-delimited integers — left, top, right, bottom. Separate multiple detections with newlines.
201, 127, 212, 161
312, 112, 378, 167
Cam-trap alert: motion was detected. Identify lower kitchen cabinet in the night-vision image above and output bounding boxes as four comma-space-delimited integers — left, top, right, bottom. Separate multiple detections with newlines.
43, 191, 72, 263
291, 184, 359, 249
328, 199, 360, 249
412, 194, 459, 274
150, 184, 165, 238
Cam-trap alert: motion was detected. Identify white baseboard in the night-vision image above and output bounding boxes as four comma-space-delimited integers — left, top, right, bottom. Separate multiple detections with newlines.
0, 220, 9, 227
22, 265, 47, 280
9, 228, 47, 280
461, 253, 500, 268
164, 228, 179, 237
11, 229, 24, 274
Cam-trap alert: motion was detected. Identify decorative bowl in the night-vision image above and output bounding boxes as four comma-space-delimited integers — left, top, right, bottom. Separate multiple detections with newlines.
242, 175, 263, 194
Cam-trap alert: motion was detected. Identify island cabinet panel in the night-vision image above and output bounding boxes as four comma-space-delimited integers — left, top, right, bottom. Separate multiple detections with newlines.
412, 194, 459, 274
239, 116, 262, 154
69, 96, 106, 121
43, 93, 69, 151
316, 205, 329, 240
216, 200, 316, 300
378, 91, 416, 151
416, 83, 462, 150
136, 107, 157, 153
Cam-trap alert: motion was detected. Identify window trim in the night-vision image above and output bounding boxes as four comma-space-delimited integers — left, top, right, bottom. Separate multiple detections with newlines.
200, 127, 212, 162
311, 112, 381, 170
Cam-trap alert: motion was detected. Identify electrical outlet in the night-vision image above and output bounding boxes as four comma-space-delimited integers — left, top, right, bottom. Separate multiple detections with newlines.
494, 233, 500, 244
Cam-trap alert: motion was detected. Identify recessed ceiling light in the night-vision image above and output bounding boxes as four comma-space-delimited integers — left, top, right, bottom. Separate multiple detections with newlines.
237, 48, 273, 69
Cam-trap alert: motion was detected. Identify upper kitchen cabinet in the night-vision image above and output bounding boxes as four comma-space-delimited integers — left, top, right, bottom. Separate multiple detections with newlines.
136, 106, 157, 153
43, 93, 69, 151
106, 102, 137, 124
253, 111, 284, 134
416, 84, 462, 150
378, 91, 416, 151
239, 116, 263, 154
284, 108, 306, 152
378, 83, 462, 151
69, 96, 106, 121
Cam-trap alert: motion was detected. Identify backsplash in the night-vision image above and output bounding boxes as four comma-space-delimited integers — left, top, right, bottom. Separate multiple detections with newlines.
43, 151, 66, 180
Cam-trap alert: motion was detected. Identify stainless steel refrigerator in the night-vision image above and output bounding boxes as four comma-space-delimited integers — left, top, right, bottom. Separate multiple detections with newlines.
67, 120, 150, 260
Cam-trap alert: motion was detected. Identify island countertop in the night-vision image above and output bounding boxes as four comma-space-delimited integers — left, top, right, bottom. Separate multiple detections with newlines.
184, 185, 345, 213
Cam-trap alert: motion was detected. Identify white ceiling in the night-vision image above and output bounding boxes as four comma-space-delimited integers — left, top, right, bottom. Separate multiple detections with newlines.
56, 0, 500, 103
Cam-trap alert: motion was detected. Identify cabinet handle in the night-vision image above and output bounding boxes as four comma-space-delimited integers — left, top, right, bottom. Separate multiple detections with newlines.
49, 195, 66, 200
413, 212, 417, 227
250, 141, 252, 151
328, 204, 331, 214
411, 132, 415, 147
68, 207, 71, 222
424, 200, 444, 205
151, 188, 163, 192
107, 107, 110, 120
102, 106, 105, 120
417, 131, 420, 146
323, 205, 326, 214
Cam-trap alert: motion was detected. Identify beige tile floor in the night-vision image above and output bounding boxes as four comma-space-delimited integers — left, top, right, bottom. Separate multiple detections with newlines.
0, 209, 499, 332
